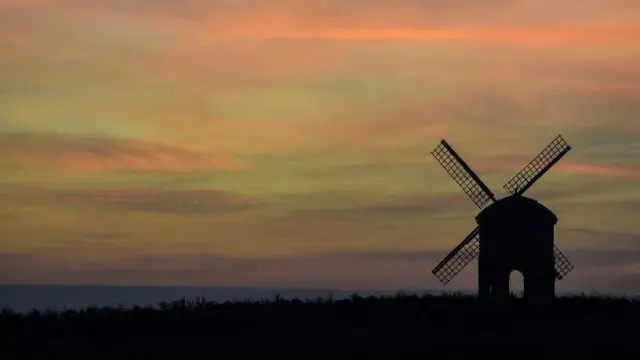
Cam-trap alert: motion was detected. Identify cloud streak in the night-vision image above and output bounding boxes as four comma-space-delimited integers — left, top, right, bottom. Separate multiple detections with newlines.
0, 132, 245, 173
3, 247, 640, 294
58, 188, 259, 214
556, 162, 640, 179
0, 0, 639, 292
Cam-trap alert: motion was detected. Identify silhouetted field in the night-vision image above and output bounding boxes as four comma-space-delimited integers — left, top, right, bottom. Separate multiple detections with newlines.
1, 292, 639, 359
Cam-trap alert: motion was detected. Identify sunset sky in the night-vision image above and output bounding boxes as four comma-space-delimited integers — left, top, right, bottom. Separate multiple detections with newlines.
1, 0, 639, 295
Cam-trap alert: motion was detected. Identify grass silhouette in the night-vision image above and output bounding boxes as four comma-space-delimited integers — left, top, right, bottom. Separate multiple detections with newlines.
2, 292, 639, 358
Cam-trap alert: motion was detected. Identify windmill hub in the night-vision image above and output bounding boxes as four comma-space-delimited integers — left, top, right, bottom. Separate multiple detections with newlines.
429, 135, 575, 302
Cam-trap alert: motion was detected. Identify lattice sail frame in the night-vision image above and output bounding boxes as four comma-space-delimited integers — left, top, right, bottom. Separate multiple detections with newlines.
433, 241, 574, 284
554, 245, 574, 279
432, 229, 480, 285
431, 140, 496, 209
430, 135, 575, 285
504, 135, 571, 196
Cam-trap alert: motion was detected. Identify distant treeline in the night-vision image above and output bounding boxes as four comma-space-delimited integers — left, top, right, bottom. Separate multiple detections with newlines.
1, 293, 639, 358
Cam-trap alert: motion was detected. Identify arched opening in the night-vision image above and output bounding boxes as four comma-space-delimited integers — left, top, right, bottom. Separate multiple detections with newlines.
509, 270, 524, 298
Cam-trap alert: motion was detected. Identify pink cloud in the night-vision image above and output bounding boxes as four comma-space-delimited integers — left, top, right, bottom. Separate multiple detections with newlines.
557, 162, 640, 178
441, 153, 640, 181
1, 133, 245, 174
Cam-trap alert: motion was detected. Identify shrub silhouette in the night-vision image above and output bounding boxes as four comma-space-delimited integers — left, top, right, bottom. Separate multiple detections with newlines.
1, 293, 639, 358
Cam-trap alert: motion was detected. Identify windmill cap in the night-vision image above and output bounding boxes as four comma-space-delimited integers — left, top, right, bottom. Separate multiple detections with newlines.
475, 195, 558, 225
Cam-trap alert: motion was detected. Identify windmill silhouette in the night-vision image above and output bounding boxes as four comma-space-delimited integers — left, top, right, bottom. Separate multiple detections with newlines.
430, 135, 574, 301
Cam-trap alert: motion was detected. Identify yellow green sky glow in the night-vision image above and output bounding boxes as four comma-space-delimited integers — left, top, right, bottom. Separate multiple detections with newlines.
1, 0, 639, 294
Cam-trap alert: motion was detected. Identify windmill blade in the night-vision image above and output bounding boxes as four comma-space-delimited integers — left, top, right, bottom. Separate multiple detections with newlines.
503, 135, 572, 196
432, 227, 480, 284
554, 246, 574, 280
431, 140, 496, 208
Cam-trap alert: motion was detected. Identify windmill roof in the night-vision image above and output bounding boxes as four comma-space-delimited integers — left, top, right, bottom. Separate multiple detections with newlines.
475, 195, 557, 224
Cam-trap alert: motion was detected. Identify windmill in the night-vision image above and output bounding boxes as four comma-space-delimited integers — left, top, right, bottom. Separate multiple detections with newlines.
430, 135, 574, 301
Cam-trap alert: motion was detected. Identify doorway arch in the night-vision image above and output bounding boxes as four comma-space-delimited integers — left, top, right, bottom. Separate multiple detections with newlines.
509, 270, 524, 298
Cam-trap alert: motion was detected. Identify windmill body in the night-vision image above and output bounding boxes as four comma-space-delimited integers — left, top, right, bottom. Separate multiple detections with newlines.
476, 195, 557, 301
430, 135, 575, 301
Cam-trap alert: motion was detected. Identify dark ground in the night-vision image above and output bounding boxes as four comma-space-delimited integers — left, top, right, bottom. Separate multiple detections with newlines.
1, 293, 638, 359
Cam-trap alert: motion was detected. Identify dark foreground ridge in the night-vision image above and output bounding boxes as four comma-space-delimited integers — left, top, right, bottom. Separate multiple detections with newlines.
2, 293, 639, 359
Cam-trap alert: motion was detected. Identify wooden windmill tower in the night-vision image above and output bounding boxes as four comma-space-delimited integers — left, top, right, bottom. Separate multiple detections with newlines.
430, 135, 575, 301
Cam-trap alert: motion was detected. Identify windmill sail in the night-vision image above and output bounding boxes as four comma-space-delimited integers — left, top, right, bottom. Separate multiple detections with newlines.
431, 140, 496, 208
432, 228, 480, 284
430, 139, 494, 285
502, 135, 575, 278
503, 135, 572, 196
553, 245, 574, 279
431, 135, 575, 286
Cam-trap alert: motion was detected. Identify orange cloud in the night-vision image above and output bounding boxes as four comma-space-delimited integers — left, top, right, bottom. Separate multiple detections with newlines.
9, 1, 638, 44
264, 26, 640, 43
117, 1, 639, 45
0, 133, 245, 174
